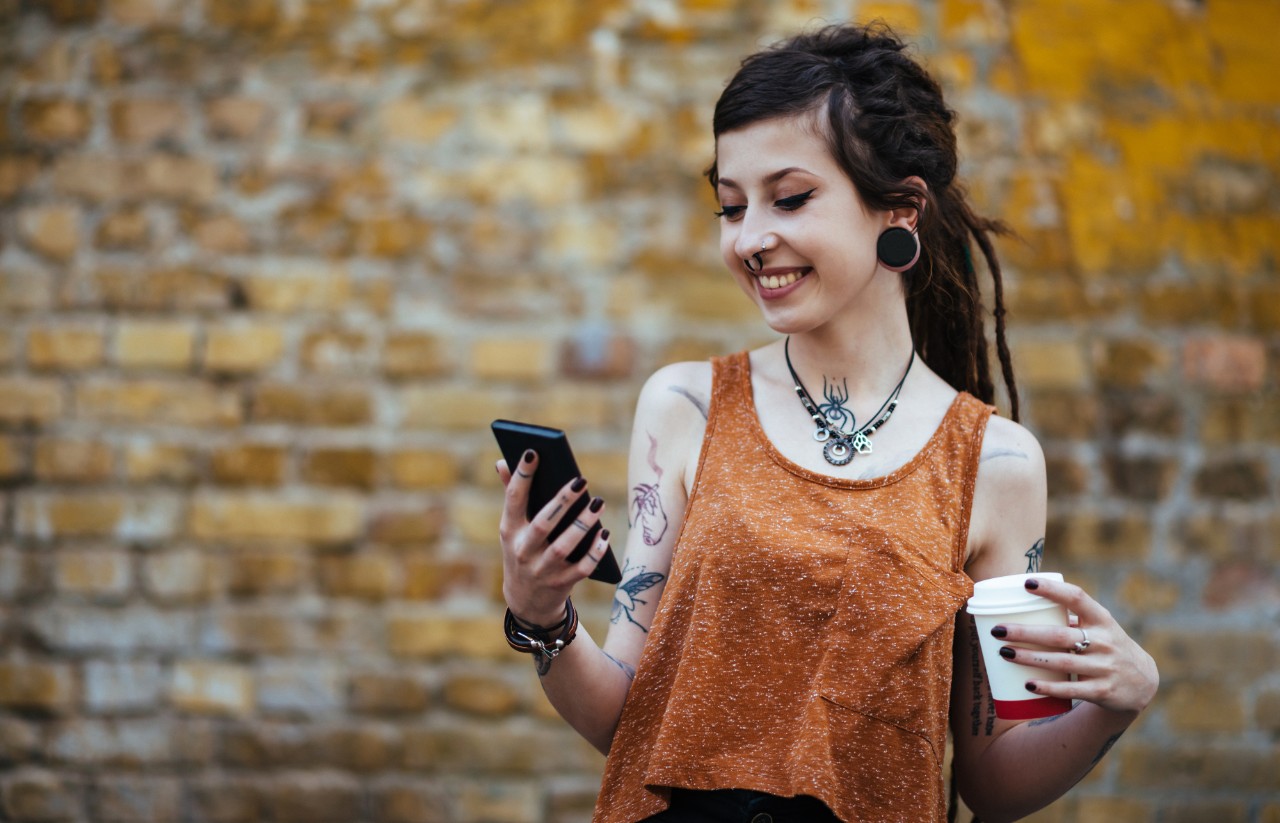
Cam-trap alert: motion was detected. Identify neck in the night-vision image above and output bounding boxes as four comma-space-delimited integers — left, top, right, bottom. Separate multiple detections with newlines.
784, 308, 915, 400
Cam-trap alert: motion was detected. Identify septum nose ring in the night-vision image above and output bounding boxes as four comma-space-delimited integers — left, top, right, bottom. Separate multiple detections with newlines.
743, 237, 771, 273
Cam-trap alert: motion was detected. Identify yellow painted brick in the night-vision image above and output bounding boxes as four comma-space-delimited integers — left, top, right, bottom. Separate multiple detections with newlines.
441, 673, 521, 717
110, 98, 187, 144
388, 449, 460, 490
1092, 339, 1171, 389
133, 153, 218, 204
122, 442, 198, 483
204, 96, 269, 140
1206, 0, 1280, 105
1162, 682, 1247, 733
18, 204, 81, 262
302, 448, 378, 489
368, 507, 447, 547
203, 324, 284, 374
529, 385, 617, 430
1117, 571, 1181, 615
170, 661, 253, 716
382, 332, 451, 378
317, 553, 398, 600
143, 549, 214, 603
225, 550, 307, 596
250, 384, 372, 427
855, 1, 923, 34
1012, 339, 1089, 390
189, 213, 252, 254
96, 208, 151, 250
54, 549, 132, 597
451, 495, 504, 549
401, 387, 522, 430
1073, 798, 1153, 823
378, 98, 459, 142
107, 0, 186, 26
470, 338, 556, 382
27, 326, 104, 372
210, 444, 287, 486
387, 611, 508, 660
115, 321, 196, 370
241, 267, 351, 313
75, 380, 241, 427
0, 379, 63, 425
301, 329, 368, 373
34, 439, 113, 483
188, 493, 365, 544
0, 436, 26, 481
0, 661, 75, 712
21, 98, 91, 143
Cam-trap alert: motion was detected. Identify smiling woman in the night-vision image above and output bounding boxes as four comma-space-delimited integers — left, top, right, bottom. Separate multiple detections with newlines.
494, 22, 1158, 823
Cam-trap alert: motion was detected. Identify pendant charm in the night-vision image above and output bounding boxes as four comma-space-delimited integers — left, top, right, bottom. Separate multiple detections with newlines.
824, 437, 854, 466
813, 427, 831, 442
851, 431, 873, 455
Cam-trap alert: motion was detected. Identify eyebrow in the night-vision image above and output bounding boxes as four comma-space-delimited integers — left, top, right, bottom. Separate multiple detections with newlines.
716, 166, 815, 191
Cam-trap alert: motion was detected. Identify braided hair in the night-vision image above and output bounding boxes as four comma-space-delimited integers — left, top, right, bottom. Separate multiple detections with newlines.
708, 22, 1020, 421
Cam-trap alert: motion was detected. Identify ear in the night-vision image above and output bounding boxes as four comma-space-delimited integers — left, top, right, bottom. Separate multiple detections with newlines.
886, 176, 928, 232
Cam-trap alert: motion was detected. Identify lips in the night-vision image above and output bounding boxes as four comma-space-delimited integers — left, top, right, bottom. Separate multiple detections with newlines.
755, 267, 811, 298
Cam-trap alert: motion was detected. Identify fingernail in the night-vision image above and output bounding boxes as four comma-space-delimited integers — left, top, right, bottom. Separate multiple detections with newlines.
588, 496, 603, 513
1025, 681, 1038, 693
600, 529, 610, 542
999, 646, 1016, 660
522, 450, 535, 463
1025, 578, 1040, 590
571, 477, 587, 492
991, 625, 1007, 638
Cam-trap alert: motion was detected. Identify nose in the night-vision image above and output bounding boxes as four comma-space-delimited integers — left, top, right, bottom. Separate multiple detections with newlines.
732, 211, 774, 263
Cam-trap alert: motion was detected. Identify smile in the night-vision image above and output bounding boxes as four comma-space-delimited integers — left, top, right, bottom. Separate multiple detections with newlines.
756, 269, 810, 290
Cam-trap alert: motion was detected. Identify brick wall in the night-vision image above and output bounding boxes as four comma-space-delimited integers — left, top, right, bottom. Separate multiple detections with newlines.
0, 1, 1276, 821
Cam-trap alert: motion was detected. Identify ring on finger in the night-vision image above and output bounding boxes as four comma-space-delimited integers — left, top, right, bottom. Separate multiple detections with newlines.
1071, 627, 1091, 654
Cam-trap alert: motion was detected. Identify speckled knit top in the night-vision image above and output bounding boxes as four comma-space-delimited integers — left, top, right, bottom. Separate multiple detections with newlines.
593, 351, 995, 823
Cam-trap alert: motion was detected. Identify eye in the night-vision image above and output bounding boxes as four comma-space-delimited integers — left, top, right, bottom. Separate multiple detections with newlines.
775, 188, 816, 211
714, 204, 746, 221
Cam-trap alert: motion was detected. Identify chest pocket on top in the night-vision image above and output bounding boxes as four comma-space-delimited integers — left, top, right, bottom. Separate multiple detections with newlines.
815, 528, 971, 763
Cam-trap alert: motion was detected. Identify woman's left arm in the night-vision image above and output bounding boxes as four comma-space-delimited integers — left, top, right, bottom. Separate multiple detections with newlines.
950, 417, 1159, 823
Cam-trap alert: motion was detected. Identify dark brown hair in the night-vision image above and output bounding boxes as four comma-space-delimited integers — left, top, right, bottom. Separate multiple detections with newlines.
709, 22, 1020, 420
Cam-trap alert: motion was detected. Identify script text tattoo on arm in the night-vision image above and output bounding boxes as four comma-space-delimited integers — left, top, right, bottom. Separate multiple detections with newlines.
967, 619, 995, 736
611, 558, 665, 633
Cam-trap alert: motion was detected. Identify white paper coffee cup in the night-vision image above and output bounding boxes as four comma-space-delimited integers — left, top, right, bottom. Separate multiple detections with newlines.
966, 572, 1072, 720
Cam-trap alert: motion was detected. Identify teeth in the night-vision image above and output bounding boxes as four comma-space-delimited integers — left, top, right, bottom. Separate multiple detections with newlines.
761, 271, 802, 289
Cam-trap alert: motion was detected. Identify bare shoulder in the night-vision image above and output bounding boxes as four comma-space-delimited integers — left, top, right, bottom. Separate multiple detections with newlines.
968, 414, 1047, 574
636, 360, 714, 424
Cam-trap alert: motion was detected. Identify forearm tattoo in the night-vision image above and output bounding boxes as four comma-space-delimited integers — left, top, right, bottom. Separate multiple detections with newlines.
967, 619, 996, 736
612, 558, 665, 633
603, 651, 636, 681
1025, 538, 1045, 574
1091, 731, 1123, 767
630, 432, 669, 546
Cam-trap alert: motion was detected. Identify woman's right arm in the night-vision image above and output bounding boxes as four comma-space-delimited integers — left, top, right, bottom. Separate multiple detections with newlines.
496, 362, 708, 753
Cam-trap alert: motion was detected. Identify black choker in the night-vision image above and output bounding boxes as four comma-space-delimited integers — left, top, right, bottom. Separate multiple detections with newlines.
784, 337, 914, 466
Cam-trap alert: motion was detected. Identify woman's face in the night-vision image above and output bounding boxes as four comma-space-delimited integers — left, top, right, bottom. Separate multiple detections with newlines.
714, 114, 902, 336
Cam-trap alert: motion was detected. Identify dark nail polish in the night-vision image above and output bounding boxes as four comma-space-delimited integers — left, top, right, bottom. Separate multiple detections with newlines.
1025, 578, 1040, 590
588, 496, 603, 513
999, 646, 1016, 660
522, 450, 535, 463
1025, 681, 1038, 693
991, 625, 1007, 639
570, 477, 587, 492
600, 529, 610, 542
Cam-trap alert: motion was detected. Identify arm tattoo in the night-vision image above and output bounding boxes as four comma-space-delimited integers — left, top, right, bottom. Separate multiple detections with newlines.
967, 620, 995, 736
981, 448, 1030, 463
1028, 708, 1072, 727
1025, 538, 1045, 574
1091, 731, 1123, 767
611, 558, 665, 633
630, 432, 669, 545
667, 385, 708, 420
603, 651, 636, 681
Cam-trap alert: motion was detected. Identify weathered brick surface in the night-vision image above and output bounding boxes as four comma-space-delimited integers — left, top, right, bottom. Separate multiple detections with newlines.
1, 1, 1276, 820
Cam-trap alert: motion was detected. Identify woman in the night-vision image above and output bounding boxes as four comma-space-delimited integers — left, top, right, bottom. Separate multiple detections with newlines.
496, 24, 1158, 823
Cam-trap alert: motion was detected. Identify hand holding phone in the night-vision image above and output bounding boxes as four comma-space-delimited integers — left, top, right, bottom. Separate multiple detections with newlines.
491, 420, 622, 585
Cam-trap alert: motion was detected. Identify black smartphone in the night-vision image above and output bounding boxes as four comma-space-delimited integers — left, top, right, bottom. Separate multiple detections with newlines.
491, 419, 622, 584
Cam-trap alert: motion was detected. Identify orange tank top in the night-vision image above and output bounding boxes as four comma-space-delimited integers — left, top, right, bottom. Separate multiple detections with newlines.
593, 352, 994, 823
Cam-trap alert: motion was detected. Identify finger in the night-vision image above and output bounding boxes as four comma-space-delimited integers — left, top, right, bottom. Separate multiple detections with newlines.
540, 494, 602, 566
993, 622, 1100, 654
496, 459, 512, 486
1024, 577, 1113, 626
571, 527, 611, 579
530, 477, 589, 542
500, 449, 538, 529
997, 644, 1099, 678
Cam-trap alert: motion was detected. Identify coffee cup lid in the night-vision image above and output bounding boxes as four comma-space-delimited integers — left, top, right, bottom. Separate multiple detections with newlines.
966, 572, 1064, 615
